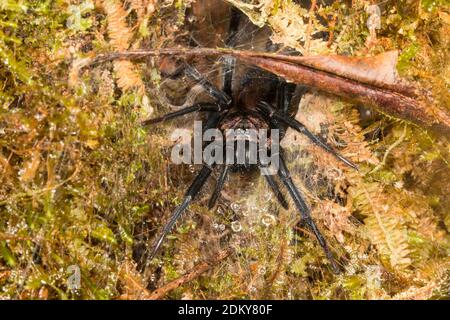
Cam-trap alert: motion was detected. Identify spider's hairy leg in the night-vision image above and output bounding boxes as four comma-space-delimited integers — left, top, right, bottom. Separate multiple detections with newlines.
260, 166, 289, 209
258, 102, 358, 170
148, 165, 213, 261
208, 165, 230, 209
142, 103, 220, 125
277, 154, 340, 273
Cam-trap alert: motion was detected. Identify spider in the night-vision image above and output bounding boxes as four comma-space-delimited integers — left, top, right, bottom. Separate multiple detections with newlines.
144, 4, 357, 273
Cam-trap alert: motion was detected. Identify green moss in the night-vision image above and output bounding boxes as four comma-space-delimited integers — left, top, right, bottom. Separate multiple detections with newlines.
397, 43, 420, 74
0, 0, 448, 300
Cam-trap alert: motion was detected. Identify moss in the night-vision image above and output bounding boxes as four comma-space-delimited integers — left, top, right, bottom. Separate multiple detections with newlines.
0, 0, 449, 300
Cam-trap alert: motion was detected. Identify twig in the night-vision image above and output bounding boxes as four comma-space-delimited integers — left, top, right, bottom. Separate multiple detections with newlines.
327, 14, 337, 48
77, 48, 450, 135
305, 0, 317, 53
117, 260, 153, 300
267, 237, 287, 286
0, 233, 37, 241
119, 249, 233, 300
146, 248, 233, 300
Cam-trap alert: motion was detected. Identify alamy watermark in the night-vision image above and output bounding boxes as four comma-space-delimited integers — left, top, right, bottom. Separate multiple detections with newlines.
170, 121, 280, 175
67, 264, 81, 290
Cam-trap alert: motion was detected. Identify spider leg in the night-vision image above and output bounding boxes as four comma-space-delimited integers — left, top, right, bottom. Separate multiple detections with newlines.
177, 5, 239, 104
225, 6, 241, 48
184, 64, 232, 107
148, 107, 223, 261
142, 103, 220, 125
277, 154, 340, 273
208, 165, 230, 209
258, 102, 358, 170
161, 61, 232, 107
278, 82, 288, 114
276, 81, 295, 115
272, 80, 298, 140
260, 166, 289, 209
149, 165, 212, 260
222, 56, 235, 98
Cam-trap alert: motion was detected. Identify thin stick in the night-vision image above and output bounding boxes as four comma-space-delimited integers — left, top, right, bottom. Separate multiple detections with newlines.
0, 233, 36, 241
76, 47, 450, 135
146, 248, 233, 300
305, 0, 317, 53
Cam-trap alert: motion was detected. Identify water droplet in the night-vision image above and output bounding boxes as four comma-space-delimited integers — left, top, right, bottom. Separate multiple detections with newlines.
231, 221, 242, 232
187, 14, 195, 23
261, 214, 276, 227
258, 267, 266, 275
230, 202, 240, 211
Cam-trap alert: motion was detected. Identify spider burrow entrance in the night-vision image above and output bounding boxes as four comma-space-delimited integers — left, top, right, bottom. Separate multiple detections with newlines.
142, 0, 357, 274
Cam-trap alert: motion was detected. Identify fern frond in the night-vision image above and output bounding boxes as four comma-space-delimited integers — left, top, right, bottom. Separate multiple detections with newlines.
101, 0, 145, 94
350, 180, 412, 270
113, 60, 145, 93
391, 261, 449, 299
102, 0, 133, 50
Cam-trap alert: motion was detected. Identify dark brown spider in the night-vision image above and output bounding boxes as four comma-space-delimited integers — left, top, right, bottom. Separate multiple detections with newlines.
144, 3, 357, 273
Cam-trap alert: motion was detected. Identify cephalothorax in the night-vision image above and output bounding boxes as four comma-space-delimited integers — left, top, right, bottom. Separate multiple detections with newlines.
143, 5, 358, 273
